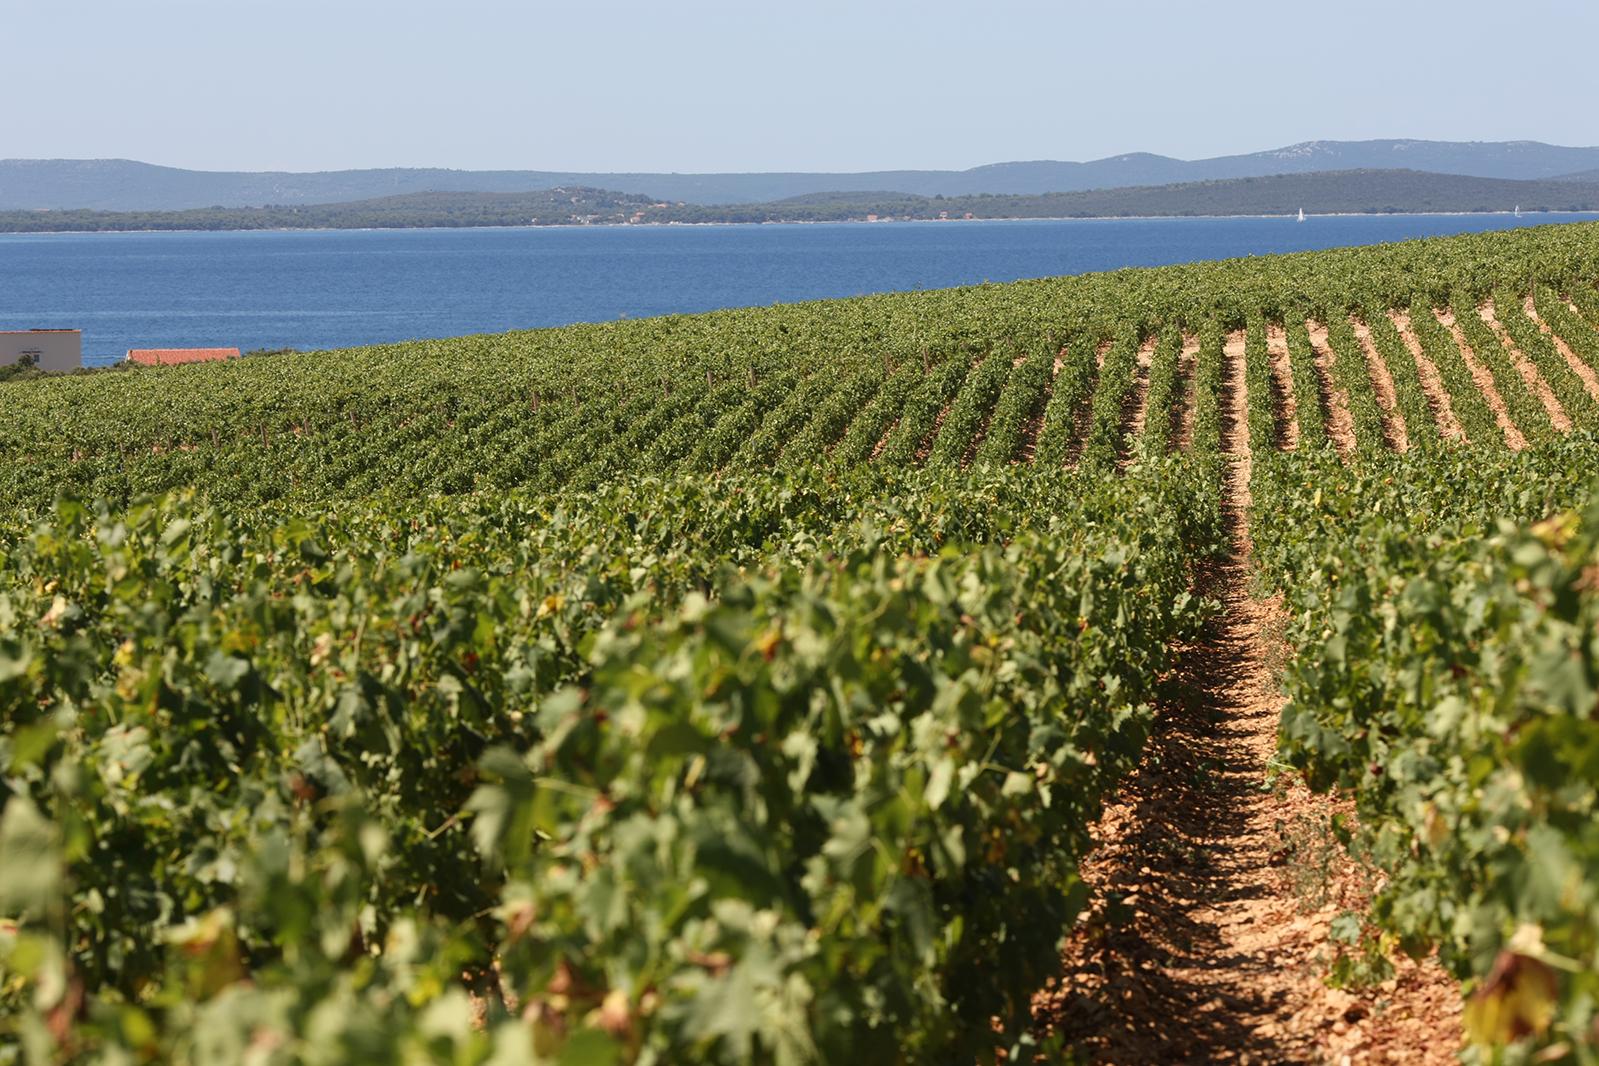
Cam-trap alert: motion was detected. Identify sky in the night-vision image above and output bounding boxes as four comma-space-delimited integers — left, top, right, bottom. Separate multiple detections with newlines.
5, 0, 1598, 174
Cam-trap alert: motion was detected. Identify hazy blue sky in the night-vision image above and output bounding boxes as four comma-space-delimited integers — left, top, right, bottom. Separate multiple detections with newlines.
6, 0, 1597, 173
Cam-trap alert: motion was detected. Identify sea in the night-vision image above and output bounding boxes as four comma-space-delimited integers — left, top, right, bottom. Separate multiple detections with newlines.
2, 214, 1593, 367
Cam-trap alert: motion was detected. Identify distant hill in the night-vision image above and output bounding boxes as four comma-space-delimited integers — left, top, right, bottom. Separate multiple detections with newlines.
7, 140, 1599, 210
4, 169, 1597, 233
1556, 168, 1599, 182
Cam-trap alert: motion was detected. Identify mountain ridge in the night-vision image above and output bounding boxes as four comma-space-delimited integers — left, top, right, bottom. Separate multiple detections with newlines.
7, 140, 1599, 210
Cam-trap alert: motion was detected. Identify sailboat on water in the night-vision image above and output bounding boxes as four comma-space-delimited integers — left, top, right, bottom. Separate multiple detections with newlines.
1515, 204, 1522, 218
1297, 208, 1306, 223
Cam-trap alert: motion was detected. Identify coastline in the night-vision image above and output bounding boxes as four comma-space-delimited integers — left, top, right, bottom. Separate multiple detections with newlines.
3, 209, 1597, 238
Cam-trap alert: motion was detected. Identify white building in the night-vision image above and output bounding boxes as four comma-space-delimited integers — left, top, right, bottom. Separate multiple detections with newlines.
0, 329, 82, 372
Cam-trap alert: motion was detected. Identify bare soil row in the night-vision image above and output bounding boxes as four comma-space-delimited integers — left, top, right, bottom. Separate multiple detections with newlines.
1033, 325, 1463, 1064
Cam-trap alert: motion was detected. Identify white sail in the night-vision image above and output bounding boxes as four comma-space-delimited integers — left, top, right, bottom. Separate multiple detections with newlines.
1297, 208, 1306, 222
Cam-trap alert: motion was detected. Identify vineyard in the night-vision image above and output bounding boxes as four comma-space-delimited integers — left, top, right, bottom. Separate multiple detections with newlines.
3, 222, 1599, 1063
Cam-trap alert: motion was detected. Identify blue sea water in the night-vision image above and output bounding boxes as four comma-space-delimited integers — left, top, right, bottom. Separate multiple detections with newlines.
1, 214, 1593, 366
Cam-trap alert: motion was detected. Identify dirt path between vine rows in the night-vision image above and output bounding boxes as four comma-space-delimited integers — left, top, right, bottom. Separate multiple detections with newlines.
1176, 334, 1200, 452
1116, 334, 1160, 469
1306, 320, 1358, 456
1265, 325, 1299, 451
1033, 336, 1460, 1063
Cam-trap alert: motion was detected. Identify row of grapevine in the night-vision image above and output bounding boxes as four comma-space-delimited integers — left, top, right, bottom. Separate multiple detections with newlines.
1252, 438, 1599, 1058
1137, 331, 1183, 458
0, 464, 1224, 1062
1242, 317, 1277, 453
1075, 330, 1145, 472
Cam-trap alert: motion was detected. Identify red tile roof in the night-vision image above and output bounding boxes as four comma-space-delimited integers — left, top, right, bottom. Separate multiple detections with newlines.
126, 348, 241, 366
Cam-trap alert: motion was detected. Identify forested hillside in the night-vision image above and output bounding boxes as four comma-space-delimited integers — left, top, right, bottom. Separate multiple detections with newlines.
4, 169, 1598, 232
